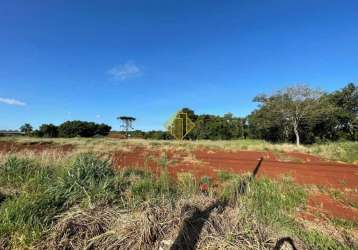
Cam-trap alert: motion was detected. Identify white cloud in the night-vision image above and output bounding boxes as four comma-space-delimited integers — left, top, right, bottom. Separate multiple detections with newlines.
0, 97, 26, 106
96, 114, 101, 118
107, 61, 141, 81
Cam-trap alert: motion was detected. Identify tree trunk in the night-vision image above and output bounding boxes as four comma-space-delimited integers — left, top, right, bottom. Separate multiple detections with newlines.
293, 122, 300, 146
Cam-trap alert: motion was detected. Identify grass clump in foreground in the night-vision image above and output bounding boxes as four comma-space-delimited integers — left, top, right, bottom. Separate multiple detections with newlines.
0, 154, 356, 249
0, 154, 123, 248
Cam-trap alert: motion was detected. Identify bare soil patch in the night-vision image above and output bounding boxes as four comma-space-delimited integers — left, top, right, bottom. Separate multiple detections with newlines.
111, 147, 358, 223
306, 193, 358, 222
112, 147, 358, 189
0, 141, 75, 153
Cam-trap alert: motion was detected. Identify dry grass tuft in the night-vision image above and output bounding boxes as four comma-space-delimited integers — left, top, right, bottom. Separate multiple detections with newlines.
42, 206, 119, 250
88, 203, 175, 250
297, 217, 358, 248
84, 196, 278, 250
0, 234, 10, 250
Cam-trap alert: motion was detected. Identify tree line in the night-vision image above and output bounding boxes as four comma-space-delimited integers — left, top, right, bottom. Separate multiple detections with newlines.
248, 83, 357, 145
177, 83, 357, 145
20, 121, 111, 138
18, 83, 357, 145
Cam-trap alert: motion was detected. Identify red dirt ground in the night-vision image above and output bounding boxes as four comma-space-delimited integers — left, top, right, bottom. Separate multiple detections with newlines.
0, 141, 74, 153
305, 193, 358, 222
112, 146, 358, 222
112, 147, 358, 189
1, 141, 357, 222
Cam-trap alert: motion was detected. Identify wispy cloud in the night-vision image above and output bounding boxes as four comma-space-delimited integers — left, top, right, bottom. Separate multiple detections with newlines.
96, 114, 101, 118
0, 97, 26, 106
107, 61, 142, 81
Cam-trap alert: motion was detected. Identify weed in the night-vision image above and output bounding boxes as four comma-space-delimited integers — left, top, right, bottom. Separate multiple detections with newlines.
177, 172, 197, 195
296, 230, 350, 250
217, 171, 236, 182
330, 218, 358, 230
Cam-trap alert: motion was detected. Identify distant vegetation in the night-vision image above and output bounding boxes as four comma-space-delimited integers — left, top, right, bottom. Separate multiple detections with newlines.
18, 83, 357, 144
110, 130, 172, 140
182, 83, 357, 144
23, 121, 111, 138
249, 83, 358, 145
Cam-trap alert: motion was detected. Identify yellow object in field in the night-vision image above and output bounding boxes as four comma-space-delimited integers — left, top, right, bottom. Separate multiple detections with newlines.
166, 112, 195, 140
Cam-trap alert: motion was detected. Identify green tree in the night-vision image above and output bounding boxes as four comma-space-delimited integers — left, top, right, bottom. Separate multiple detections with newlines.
20, 123, 33, 135
180, 107, 198, 122
95, 124, 112, 136
39, 124, 58, 138
58, 121, 111, 137
327, 83, 358, 140
252, 85, 324, 146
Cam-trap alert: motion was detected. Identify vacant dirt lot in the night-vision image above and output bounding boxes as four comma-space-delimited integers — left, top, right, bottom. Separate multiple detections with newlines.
1, 140, 357, 223
112, 146, 358, 222
112, 146, 358, 189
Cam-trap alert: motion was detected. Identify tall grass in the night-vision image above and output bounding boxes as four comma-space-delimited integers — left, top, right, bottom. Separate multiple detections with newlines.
308, 141, 358, 163
0, 154, 123, 248
218, 172, 352, 250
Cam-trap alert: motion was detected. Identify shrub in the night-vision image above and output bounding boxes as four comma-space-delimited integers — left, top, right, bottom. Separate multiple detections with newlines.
0, 154, 123, 248
19, 123, 33, 135
144, 130, 172, 140
39, 124, 59, 138
58, 120, 111, 137
0, 156, 54, 191
177, 172, 197, 195
56, 154, 120, 206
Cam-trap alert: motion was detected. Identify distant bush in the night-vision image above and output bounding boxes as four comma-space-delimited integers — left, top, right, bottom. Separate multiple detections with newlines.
95, 124, 112, 136
20, 123, 33, 135
31, 121, 111, 138
57, 121, 111, 138
109, 130, 172, 140
39, 124, 58, 138
144, 130, 172, 140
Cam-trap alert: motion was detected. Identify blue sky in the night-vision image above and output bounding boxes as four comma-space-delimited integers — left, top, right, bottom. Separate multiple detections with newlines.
1, 0, 357, 131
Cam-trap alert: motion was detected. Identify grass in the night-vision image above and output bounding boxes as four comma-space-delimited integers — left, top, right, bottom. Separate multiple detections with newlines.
0, 154, 125, 248
0, 142, 357, 249
218, 172, 354, 250
308, 141, 358, 164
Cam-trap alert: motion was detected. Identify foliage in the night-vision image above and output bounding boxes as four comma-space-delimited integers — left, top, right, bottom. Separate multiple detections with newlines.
16, 83, 356, 144
327, 83, 358, 140
157, 83, 355, 144
248, 83, 358, 144
250, 85, 325, 145
58, 120, 111, 137
39, 123, 59, 138
19, 123, 32, 135
144, 130, 172, 140
178, 108, 247, 140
